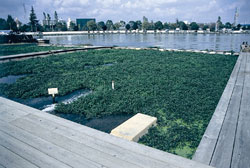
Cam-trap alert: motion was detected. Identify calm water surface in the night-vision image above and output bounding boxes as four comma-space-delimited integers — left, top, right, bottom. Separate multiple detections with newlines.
44, 33, 250, 52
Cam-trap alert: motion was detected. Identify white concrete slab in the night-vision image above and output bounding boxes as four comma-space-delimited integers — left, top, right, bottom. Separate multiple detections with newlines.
110, 113, 157, 142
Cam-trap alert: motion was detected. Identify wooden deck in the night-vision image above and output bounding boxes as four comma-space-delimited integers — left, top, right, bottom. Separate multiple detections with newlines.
0, 97, 212, 168
193, 52, 250, 168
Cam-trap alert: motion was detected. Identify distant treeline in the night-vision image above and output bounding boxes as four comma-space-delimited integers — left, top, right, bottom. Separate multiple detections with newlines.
1, 6, 249, 33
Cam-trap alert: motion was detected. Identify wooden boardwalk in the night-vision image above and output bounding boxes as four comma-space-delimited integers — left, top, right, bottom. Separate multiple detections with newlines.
0, 97, 212, 168
193, 52, 250, 168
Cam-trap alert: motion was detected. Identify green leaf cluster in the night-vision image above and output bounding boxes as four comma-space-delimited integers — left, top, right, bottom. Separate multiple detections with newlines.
0, 49, 237, 158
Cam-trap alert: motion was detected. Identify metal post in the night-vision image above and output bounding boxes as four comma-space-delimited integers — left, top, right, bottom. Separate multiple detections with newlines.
52, 94, 55, 104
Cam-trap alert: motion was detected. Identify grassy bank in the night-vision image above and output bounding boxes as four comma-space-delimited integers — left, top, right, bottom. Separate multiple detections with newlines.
0, 43, 66, 56
0, 49, 237, 158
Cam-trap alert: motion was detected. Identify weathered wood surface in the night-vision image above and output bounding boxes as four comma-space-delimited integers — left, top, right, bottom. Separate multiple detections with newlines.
0, 97, 212, 168
193, 52, 250, 168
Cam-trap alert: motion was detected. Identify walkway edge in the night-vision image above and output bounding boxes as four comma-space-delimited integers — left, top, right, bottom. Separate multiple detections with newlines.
192, 53, 242, 164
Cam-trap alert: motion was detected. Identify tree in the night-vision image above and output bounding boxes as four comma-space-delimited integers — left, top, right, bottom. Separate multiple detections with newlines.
203, 25, 209, 30
149, 21, 155, 30
209, 23, 216, 31
43, 12, 46, 20
216, 16, 223, 30
154, 21, 163, 30
128, 21, 138, 30
20, 24, 31, 32
54, 11, 58, 24
120, 20, 126, 26
163, 22, 169, 29
106, 20, 113, 30
190, 22, 199, 30
47, 14, 51, 25
136, 20, 142, 30
225, 22, 232, 29
87, 20, 97, 31
125, 24, 130, 30
55, 21, 67, 31
69, 21, 77, 31
142, 21, 150, 31
97, 21, 107, 31
7, 15, 17, 31
236, 24, 241, 30
176, 18, 180, 27
143, 16, 148, 22
0, 18, 8, 30
114, 22, 121, 30
179, 21, 188, 30
29, 6, 39, 32
169, 23, 177, 30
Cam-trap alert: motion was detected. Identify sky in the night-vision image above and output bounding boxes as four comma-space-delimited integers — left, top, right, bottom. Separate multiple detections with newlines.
0, 0, 250, 24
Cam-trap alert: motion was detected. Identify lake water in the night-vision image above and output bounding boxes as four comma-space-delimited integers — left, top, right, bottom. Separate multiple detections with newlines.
44, 33, 250, 52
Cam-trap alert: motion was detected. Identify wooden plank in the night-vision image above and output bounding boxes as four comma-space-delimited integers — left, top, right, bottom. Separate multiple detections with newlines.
210, 85, 243, 168
11, 117, 142, 168
23, 113, 174, 168
236, 54, 247, 86
0, 97, 212, 168
0, 97, 40, 114
0, 145, 37, 168
0, 120, 101, 168
192, 55, 242, 164
0, 164, 6, 168
21, 112, 212, 168
0, 130, 71, 168
231, 53, 250, 168
227, 54, 242, 85
210, 54, 246, 168
0, 106, 28, 122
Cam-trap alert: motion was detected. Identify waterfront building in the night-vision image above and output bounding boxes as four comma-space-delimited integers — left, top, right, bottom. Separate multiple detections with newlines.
67, 18, 71, 29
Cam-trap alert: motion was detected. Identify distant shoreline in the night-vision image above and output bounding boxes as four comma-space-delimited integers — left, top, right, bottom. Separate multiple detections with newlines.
25, 30, 250, 36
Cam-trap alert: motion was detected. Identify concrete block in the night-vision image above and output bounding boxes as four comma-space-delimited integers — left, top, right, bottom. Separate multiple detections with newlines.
110, 113, 157, 142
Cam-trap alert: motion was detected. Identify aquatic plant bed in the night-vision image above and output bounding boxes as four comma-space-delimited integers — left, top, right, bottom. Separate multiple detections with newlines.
0, 43, 66, 56
0, 49, 237, 158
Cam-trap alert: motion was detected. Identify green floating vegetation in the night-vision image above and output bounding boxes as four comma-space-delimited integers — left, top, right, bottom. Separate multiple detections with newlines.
0, 43, 66, 56
0, 49, 237, 158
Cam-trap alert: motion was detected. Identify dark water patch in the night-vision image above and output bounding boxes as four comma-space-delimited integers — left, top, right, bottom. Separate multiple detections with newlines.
11, 89, 92, 110
9, 88, 131, 133
54, 113, 132, 133
0, 75, 26, 84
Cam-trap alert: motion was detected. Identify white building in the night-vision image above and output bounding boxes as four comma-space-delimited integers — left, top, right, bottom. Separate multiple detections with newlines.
67, 18, 71, 29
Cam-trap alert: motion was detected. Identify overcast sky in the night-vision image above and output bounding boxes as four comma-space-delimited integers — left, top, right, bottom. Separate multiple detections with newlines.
0, 0, 249, 24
